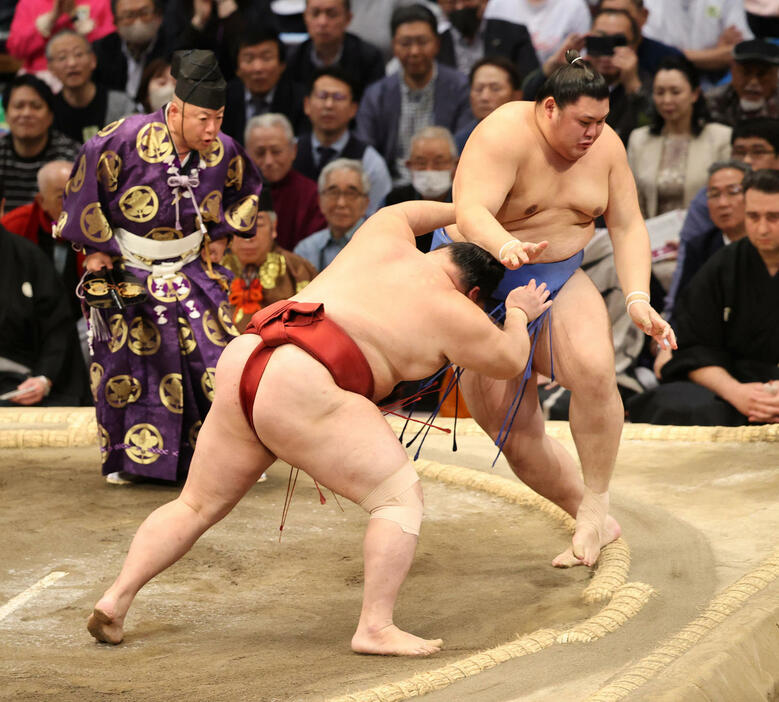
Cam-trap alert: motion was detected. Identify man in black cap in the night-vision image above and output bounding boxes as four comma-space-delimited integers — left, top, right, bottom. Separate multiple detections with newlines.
706, 40, 779, 127
54, 49, 263, 486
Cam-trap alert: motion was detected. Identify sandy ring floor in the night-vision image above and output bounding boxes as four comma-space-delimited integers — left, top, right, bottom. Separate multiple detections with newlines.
1, 409, 777, 701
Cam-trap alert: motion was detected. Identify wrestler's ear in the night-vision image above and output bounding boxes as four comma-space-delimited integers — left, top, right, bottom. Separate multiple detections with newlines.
543, 97, 556, 119
467, 286, 481, 303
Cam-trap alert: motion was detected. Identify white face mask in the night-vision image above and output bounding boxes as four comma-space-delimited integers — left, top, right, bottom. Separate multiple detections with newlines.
740, 96, 767, 112
411, 169, 452, 199
147, 83, 175, 112
117, 18, 161, 46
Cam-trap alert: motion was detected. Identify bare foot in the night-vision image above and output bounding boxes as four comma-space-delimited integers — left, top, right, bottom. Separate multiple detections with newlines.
87, 602, 125, 644
351, 624, 442, 656
552, 515, 622, 568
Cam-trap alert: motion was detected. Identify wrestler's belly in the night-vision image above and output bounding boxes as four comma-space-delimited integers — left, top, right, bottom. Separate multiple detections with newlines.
500, 215, 597, 263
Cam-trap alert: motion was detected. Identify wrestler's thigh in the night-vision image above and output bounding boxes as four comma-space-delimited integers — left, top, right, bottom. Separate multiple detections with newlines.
535, 270, 616, 388
180, 335, 277, 512
253, 346, 412, 503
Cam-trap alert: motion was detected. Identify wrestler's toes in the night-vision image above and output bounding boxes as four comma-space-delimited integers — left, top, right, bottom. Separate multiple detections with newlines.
551, 547, 584, 568
87, 607, 124, 645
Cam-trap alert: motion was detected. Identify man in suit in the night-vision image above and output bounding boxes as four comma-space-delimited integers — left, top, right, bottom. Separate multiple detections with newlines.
221, 27, 308, 144
355, 4, 472, 183
285, 0, 385, 96
437, 0, 539, 80
294, 67, 391, 213
91, 0, 170, 99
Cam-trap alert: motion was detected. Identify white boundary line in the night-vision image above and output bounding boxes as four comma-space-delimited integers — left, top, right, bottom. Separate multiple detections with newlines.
0, 571, 68, 622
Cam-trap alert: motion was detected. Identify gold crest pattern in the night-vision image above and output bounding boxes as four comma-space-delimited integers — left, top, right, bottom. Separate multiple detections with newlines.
202, 137, 224, 166
296, 280, 310, 293
124, 423, 163, 464
98, 423, 110, 464
68, 154, 86, 194
225, 194, 258, 232
128, 316, 161, 356
159, 373, 184, 414
149, 274, 191, 303
203, 309, 229, 346
97, 151, 122, 192
52, 211, 68, 239
107, 314, 128, 352
136, 121, 173, 163
218, 301, 239, 336
80, 202, 113, 242
199, 190, 222, 224
119, 186, 159, 223
147, 227, 183, 241
105, 374, 142, 408
89, 362, 104, 402
225, 155, 244, 189
177, 317, 197, 355
98, 118, 125, 137
188, 420, 202, 449
260, 251, 286, 289
201, 367, 216, 401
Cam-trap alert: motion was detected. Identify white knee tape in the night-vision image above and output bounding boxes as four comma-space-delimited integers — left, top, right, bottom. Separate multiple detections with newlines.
358, 462, 423, 536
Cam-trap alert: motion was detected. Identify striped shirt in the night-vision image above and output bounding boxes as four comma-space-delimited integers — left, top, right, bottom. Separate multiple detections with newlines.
0, 131, 80, 212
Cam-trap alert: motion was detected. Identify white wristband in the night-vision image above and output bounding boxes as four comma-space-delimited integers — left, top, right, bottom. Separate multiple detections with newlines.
624, 290, 650, 302
626, 298, 650, 314
498, 239, 519, 260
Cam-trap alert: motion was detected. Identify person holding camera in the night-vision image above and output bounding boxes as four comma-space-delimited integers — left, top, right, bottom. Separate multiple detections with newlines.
627, 55, 732, 219
522, 8, 650, 144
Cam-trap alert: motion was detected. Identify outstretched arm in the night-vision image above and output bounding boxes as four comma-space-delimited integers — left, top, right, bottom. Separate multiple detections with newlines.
453, 104, 547, 268
365, 201, 455, 242
603, 134, 676, 351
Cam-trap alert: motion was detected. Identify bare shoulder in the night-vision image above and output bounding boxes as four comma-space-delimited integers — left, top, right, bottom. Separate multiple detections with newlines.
467, 101, 532, 154
596, 125, 630, 170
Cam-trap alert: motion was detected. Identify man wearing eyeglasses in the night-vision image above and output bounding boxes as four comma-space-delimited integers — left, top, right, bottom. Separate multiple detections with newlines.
294, 158, 369, 271
663, 118, 779, 322
294, 67, 392, 213
355, 3, 472, 184
91, 0, 171, 100
47, 30, 136, 143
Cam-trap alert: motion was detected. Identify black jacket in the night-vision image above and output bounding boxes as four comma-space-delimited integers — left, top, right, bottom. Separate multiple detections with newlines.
438, 18, 540, 81
92, 30, 172, 96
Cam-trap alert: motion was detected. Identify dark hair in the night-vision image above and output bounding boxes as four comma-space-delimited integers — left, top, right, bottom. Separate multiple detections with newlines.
536, 50, 609, 109
469, 56, 522, 90
390, 4, 438, 38
307, 65, 360, 102
236, 26, 286, 63
136, 57, 172, 110
2, 73, 55, 113
592, 8, 640, 44
110, 0, 162, 17
305, 0, 350, 10
598, 0, 644, 8
445, 242, 505, 304
648, 55, 708, 136
742, 168, 779, 195
732, 117, 779, 153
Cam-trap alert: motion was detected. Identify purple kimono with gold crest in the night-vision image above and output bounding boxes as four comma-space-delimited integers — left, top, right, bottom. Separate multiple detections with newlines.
55, 108, 261, 481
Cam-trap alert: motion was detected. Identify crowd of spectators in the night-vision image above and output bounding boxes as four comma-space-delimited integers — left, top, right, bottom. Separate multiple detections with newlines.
0, 0, 776, 426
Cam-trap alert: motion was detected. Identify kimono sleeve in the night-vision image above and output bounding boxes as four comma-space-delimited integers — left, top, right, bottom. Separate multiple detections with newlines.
661, 254, 732, 382
215, 139, 262, 240
52, 134, 122, 257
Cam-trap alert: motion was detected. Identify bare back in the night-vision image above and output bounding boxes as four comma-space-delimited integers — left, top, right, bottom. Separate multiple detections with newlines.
455, 101, 628, 262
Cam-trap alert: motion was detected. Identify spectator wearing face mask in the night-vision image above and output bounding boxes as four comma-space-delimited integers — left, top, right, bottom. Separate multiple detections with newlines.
437, 0, 539, 80
706, 40, 779, 127
91, 0, 172, 100
383, 125, 457, 252
136, 57, 175, 113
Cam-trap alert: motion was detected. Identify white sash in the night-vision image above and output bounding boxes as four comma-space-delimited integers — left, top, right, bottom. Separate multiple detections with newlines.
114, 228, 203, 279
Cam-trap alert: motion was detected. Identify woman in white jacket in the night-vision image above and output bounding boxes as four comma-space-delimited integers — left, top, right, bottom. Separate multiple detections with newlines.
627, 56, 732, 218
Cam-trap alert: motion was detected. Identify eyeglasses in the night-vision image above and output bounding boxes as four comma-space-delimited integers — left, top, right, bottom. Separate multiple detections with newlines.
320, 186, 366, 202
706, 184, 744, 199
50, 49, 90, 64
311, 90, 351, 103
731, 146, 776, 159
115, 6, 155, 23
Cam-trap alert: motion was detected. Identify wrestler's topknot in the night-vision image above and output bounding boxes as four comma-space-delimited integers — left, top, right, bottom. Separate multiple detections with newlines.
536, 50, 609, 109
